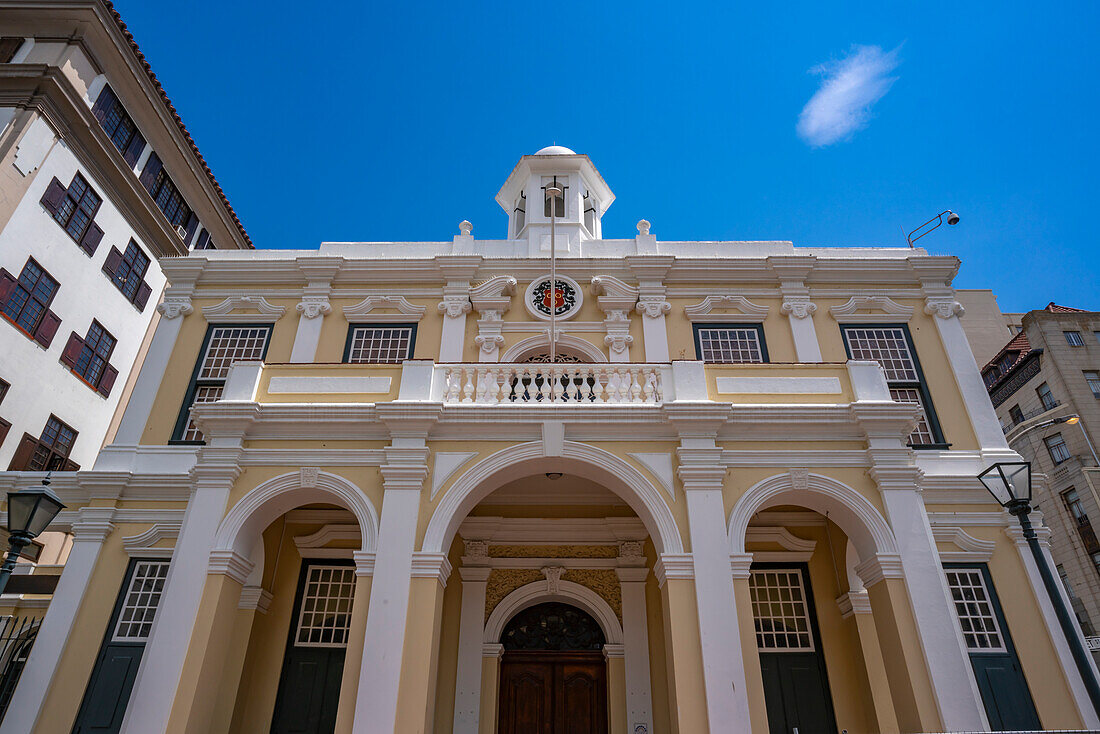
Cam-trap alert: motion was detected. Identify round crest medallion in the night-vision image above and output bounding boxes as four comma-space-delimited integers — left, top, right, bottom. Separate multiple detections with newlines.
524, 275, 582, 320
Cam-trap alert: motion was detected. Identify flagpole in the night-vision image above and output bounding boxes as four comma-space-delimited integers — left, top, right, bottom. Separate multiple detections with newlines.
547, 182, 562, 367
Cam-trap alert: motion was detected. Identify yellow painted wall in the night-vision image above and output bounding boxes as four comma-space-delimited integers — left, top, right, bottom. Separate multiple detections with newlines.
432, 539, 465, 734
665, 297, 794, 363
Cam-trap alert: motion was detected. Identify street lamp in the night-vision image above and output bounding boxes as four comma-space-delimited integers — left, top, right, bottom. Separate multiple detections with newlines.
978, 461, 1100, 715
0, 479, 65, 596
906, 209, 960, 247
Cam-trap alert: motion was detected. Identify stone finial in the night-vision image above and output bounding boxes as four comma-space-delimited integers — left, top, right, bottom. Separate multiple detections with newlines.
636, 219, 651, 235
459, 220, 473, 236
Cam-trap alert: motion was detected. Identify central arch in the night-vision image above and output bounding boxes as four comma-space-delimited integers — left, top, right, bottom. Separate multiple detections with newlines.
485, 580, 624, 646
423, 441, 683, 555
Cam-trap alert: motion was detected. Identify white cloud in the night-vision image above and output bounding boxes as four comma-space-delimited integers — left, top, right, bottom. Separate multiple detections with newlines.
797, 44, 902, 147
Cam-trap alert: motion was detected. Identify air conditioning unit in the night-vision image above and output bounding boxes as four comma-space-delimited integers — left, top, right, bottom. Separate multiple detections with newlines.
175, 225, 187, 239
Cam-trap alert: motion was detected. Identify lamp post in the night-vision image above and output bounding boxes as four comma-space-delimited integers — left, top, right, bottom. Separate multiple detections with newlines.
978, 461, 1100, 715
0, 479, 65, 596
906, 209, 960, 247
545, 181, 563, 367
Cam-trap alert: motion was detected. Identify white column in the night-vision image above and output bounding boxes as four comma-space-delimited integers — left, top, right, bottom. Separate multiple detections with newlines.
113, 295, 191, 445
1006, 523, 1100, 728
922, 293, 1008, 451
0, 509, 114, 734
617, 564, 654, 733
453, 562, 491, 734
352, 445, 428, 734
678, 452, 752, 731
289, 296, 330, 362
781, 294, 822, 362
436, 257, 481, 362
636, 298, 671, 363
120, 469, 236, 733
627, 257, 673, 364
873, 472, 988, 732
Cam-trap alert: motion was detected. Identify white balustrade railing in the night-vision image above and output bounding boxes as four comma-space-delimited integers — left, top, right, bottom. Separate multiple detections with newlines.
440, 364, 666, 405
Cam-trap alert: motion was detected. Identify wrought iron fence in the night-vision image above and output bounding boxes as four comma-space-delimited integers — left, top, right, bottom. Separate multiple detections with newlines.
0, 616, 41, 722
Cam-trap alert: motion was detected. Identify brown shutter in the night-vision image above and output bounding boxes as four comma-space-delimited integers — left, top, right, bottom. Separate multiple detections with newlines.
134, 281, 152, 311
97, 364, 118, 397
0, 417, 10, 447
33, 310, 61, 348
101, 247, 123, 280
7, 433, 37, 470
40, 178, 66, 215
0, 268, 16, 304
79, 222, 104, 256
91, 85, 116, 126
60, 332, 84, 368
122, 130, 146, 168
138, 152, 162, 192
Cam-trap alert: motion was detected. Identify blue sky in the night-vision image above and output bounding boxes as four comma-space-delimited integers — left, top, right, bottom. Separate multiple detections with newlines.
115, 0, 1099, 312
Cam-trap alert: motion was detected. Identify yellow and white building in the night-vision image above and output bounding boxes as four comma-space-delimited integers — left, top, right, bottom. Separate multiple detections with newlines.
1, 146, 1096, 733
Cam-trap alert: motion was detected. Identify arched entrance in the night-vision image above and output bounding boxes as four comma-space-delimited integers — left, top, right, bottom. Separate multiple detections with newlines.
497, 603, 608, 734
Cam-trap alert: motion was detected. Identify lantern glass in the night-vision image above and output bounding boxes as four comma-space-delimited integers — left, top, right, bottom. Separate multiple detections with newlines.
978, 461, 1032, 507
7, 488, 65, 538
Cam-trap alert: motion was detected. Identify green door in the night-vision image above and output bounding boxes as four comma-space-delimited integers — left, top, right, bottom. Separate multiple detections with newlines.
751, 564, 838, 734
944, 565, 1041, 731
270, 561, 356, 734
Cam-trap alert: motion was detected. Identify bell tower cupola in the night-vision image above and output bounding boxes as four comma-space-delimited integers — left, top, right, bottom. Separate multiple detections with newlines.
495, 145, 615, 253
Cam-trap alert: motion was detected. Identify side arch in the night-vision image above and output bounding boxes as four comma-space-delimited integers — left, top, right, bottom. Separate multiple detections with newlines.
499, 333, 608, 363
727, 472, 898, 560
423, 441, 683, 555
212, 470, 380, 561
484, 580, 624, 646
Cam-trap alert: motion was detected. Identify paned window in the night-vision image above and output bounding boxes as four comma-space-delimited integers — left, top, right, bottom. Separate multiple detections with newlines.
175, 326, 271, 442
148, 168, 192, 228
694, 325, 767, 364
294, 565, 355, 647
944, 568, 1006, 652
842, 325, 942, 446
114, 241, 150, 301
1037, 382, 1057, 411
53, 174, 101, 243
1045, 433, 1071, 464
1063, 488, 1088, 524
1009, 404, 1024, 425
1, 259, 58, 336
749, 569, 814, 651
112, 561, 170, 641
1065, 331, 1085, 347
344, 325, 415, 364
29, 415, 77, 471
71, 322, 116, 387
1086, 371, 1100, 399
542, 179, 566, 217
1092, 553, 1100, 579
101, 98, 140, 156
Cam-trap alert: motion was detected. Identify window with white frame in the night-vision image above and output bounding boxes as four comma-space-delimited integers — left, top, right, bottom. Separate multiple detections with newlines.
1045, 433, 1071, 464
841, 325, 942, 446
1086, 371, 1100, 399
343, 324, 415, 364
1037, 382, 1057, 411
294, 565, 356, 647
944, 567, 1005, 651
174, 325, 271, 442
749, 569, 814, 651
1065, 330, 1085, 347
112, 561, 170, 641
693, 324, 767, 364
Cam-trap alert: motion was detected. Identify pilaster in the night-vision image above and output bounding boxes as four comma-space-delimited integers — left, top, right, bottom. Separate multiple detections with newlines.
627, 256, 673, 363
289, 257, 341, 363
770, 255, 822, 362
616, 561, 653, 734
591, 275, 639, 361
453, 552, 492, 734
470, 276, 517, 363
436, 256, 481, 361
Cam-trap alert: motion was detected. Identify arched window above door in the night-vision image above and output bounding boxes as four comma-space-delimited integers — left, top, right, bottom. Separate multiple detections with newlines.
500, 602, 606, 651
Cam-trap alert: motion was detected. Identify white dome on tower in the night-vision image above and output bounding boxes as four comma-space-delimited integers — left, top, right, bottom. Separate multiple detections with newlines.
534, 145, 576, 155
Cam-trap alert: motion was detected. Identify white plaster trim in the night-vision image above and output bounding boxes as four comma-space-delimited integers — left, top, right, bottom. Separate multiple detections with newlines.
354, 551, 376, 576
498, 332, 608, 363
238, 586, 273, 613
201, 296, 286, 322
207, 549, 254, 585
481, 643, 504, 658
297, 548, 355, 559
683, 295, 770, 322
294, 524, 361, 549
715, 376, 841, 394
653, 554, 694, 586
432, 452, 479, 500
930, 527, 996, 562
729, 553, 754, 579
751, 550, 814, 563
627, 453, 677, 502
343, 294, 427, 321
121, 523, 180, 559
727, 472, 899, 561
853, 553, 905, 587
267, 376, 392, 394
828, 295, 914, 322
458, 516, 648, 545
427, 441, 683, 554
484, 579, 624, 645
836, 590, 873, 618
410, 551, 452, 586
524, 274, 584, 322
745, 526, 817, 552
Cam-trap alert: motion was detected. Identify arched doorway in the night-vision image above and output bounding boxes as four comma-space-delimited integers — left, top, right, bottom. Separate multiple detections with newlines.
497, 603, 608, 734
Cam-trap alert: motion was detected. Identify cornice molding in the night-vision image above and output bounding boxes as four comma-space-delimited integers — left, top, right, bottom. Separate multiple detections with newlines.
410, 551, 452, 587
654, 553, 694, 586
202, 296, 285, 323
343, 295, 427, 322
683, 295, 770, 323
829, 295, 914, 322
208, 549, 254, 585
931, 526, 996, 561
121, 523, 180, 559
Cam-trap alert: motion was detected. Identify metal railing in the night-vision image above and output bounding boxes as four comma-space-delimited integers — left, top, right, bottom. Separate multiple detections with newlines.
0, 616, 40, 722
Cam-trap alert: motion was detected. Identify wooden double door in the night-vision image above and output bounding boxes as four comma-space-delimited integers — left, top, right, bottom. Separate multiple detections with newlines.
498, 651, 608, 734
